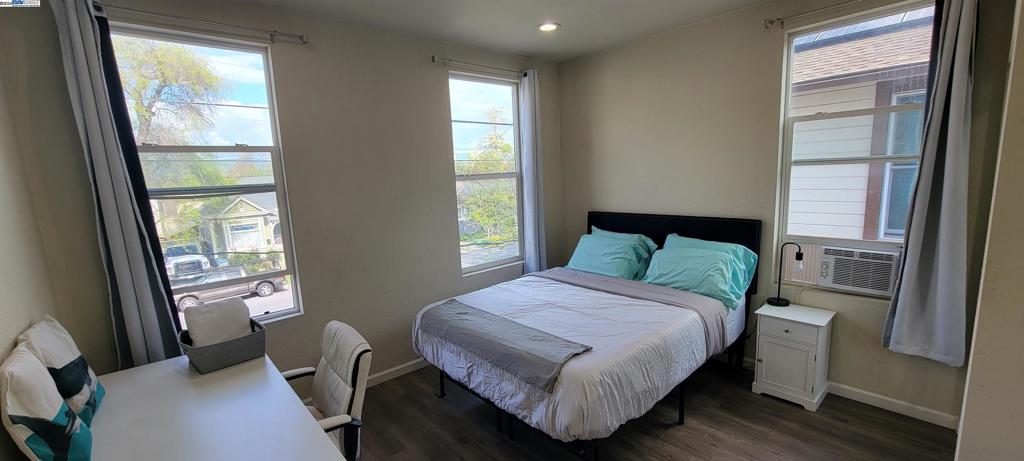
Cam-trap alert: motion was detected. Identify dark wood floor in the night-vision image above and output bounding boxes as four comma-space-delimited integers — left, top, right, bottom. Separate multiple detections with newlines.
361, 361, 955, 460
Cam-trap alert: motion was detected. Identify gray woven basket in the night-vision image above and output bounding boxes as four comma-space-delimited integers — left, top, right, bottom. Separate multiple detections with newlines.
179, 319, 266, 374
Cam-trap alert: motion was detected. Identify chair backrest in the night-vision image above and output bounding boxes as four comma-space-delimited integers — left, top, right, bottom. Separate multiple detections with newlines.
311, 321, 372, 420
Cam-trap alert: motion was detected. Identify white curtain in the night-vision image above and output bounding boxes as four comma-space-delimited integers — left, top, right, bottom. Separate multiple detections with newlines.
51, 0, 181, 368
883, 0, 976, 367
519, 70, 546, 273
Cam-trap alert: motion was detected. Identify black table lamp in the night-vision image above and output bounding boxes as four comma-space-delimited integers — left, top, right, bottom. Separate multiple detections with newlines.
766, 242, 804, 307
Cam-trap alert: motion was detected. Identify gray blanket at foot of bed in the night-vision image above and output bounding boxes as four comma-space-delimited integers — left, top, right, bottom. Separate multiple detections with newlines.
418, 298, 592, 393
531, 267, 729, 358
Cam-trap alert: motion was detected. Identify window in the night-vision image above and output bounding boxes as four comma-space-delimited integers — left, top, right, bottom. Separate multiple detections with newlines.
448, 74, 524, 272
111, 27, 300, 324
781, 4, 934, 247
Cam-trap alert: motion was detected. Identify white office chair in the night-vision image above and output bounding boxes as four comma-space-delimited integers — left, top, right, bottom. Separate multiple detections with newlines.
282, 321, 372, 460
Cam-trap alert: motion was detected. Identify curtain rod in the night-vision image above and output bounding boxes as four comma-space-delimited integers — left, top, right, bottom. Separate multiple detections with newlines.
431, 55, 522, 76
99, 3, 308, 44
764, 0, 864, 29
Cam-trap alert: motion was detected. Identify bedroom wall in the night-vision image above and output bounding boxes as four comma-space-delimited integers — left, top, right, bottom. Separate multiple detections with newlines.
558, 0, 1013, 422
956, 2, 1024, 458
0, 64, 62, 459
0, 0, 562, 380
0, 11, 118, 375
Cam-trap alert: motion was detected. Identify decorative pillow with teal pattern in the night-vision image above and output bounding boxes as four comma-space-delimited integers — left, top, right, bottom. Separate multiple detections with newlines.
1, 343, 93, 461
18, 316, 105, 426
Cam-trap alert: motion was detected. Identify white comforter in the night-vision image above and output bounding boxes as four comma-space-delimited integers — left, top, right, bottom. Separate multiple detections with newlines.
412, 274, 737, 442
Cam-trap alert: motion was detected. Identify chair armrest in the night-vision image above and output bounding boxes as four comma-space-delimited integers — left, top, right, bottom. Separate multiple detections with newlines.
320, 415, 360, 433
281, 367, 317, 381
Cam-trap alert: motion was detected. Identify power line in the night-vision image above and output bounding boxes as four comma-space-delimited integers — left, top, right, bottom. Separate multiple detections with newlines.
123, 96, 269, 110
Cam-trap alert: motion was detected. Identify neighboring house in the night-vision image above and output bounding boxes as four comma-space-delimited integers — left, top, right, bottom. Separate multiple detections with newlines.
151, 191, 282, 269
788, 12, 930, 241
200, 192, 282, 257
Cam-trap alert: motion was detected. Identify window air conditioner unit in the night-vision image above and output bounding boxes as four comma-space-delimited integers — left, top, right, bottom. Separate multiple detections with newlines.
817, 246, 900, 297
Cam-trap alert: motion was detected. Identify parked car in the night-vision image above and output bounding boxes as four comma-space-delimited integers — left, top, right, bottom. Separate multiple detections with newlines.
173, 267, 286, 312
164, 244, 210, 278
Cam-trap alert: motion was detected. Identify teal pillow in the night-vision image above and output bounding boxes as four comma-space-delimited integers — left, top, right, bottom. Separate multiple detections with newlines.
664, 234, 758, 287
590, 227, 657, 277
567, 234, 648, 280
591, 227, 658, 255
641, 248, 750, 310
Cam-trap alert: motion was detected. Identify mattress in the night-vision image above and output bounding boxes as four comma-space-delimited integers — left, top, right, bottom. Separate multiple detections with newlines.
412, 273, 743, 442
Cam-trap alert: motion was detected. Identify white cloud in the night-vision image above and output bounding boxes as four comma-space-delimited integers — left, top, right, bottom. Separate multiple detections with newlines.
205, 53, 267, 85
205, 100, 273, 146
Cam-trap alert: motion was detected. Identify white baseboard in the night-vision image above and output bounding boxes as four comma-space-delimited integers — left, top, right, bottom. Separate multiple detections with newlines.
741, 357, 957, 429
367, 358, 428, 388
827, 381, 960, 430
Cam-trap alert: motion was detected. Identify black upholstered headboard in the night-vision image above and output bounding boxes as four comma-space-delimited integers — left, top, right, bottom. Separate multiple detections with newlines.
586, 211, 763, 297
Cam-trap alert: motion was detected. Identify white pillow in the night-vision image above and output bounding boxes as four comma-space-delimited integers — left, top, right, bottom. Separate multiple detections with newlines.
18, 315, 104, 426
183, 297, 253, 347
1, 343, 93, 461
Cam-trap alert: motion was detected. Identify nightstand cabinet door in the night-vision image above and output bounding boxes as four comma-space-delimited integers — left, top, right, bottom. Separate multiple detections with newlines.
752, 304, 835, 411
755, 334, 814, 396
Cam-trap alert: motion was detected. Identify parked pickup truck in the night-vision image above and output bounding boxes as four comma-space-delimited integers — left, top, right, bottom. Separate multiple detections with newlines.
172, 267, 286, 312
164, 245, 210, 278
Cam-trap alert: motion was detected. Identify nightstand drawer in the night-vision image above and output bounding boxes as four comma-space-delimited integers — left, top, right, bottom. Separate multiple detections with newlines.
759, 316, 817, 345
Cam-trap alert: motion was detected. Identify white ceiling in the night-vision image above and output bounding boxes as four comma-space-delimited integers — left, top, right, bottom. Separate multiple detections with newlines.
258, 0, 762, 60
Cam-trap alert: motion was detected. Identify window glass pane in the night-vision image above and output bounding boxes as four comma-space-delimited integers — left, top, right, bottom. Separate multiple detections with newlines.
449, 78, 515, 123
112, 34, 273, 146
792, 108, 924, 161
788, 161, 918, 241
788, 6, 933, 117
152, 192, 286, 281
456, 178, 520, 268
788, 163, 870, 240
452, 121, 517, 175
882, 163, 917, 238
176, 274, 294, 327
141, 152, 275, 189
889, 94, 926, 155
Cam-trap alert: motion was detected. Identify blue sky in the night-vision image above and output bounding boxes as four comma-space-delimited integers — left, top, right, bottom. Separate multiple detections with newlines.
113, 34, 275, 146
117, 34, 517, 156
191, 45, 273, 146
448, 78, 516, 160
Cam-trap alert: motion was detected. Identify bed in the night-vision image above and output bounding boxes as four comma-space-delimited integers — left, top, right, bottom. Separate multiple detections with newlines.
412, 211, 761, 458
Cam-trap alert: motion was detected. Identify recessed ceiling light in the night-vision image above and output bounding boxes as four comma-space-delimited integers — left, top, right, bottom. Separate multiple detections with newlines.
538, 22, 560, 32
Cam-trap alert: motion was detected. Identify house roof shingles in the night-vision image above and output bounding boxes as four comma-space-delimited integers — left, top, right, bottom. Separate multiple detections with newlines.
792, 25, 932, 84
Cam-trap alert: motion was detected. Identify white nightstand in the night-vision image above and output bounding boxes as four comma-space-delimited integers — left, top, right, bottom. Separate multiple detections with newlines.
751, 303, 836, 411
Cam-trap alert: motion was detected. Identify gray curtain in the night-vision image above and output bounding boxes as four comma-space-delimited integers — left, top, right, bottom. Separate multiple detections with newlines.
519, 70, 547, 273
883, 0, 976, 367
51, 0, 182, 368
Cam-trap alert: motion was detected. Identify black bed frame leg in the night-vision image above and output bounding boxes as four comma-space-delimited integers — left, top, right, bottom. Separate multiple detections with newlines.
506, 411, 515, 440
677, 382, 685, 425
733, 335, 747, 370
576, 441, 600, 461
436, 370, 446, 398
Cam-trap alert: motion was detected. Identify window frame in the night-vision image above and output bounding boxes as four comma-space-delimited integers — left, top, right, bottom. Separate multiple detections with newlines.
778, 2, 931, 252
110, 23, 303, 323
447, 71, 526, 274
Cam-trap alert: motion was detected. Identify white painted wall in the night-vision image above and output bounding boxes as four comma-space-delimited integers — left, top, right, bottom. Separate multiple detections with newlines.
0, 62, 62, 460
956, 2, 1024, 458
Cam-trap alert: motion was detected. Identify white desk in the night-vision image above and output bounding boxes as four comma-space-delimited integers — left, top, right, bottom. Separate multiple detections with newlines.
92, 356, 344, 461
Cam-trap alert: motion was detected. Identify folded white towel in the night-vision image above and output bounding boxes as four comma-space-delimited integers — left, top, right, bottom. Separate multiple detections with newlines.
184, 298, 253, 347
